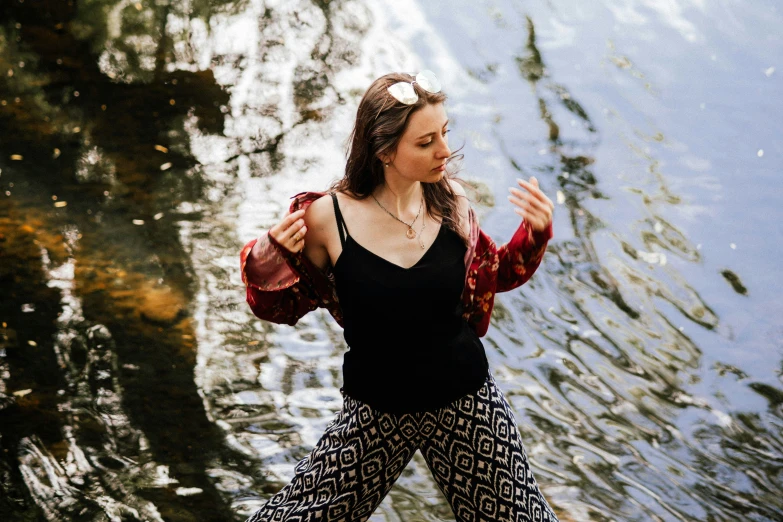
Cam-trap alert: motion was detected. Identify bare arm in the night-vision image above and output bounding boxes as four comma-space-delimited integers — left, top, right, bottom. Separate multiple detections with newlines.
301, 194, 335, 272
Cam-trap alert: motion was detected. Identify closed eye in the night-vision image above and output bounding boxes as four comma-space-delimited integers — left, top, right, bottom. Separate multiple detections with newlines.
419, 129, 450, 148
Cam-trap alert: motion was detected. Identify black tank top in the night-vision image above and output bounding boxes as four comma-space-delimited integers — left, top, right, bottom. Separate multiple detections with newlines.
330, 193, 489, 414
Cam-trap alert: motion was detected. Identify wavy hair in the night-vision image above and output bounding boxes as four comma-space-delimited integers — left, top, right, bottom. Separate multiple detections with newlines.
329, 72, 467, 244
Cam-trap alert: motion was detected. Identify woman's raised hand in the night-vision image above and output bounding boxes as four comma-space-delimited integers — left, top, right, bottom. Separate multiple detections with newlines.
269, 208, 307, 253
507, 176, 554, 232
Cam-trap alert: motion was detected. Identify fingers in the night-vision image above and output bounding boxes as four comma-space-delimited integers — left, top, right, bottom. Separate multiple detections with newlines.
508, 188, 550, 213
270, 209, 305, 235
282, 219, 307, 252
511, 204, 548, 230
508, 197, 546, 223
507, 177, 553, 232
270, 209, 308, 253
516, 178, 554, 209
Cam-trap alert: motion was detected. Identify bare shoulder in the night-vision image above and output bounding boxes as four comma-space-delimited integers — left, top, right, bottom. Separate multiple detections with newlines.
303, 193, 335, 230
448, 178, 468, 198
300, 194, 337, 270
447, 179, 471, 232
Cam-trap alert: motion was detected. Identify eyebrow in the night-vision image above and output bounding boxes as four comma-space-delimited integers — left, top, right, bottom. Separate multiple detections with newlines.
415, 119, 449, 140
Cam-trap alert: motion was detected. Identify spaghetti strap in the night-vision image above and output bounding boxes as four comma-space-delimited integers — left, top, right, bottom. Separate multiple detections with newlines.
330, 193, 349, 248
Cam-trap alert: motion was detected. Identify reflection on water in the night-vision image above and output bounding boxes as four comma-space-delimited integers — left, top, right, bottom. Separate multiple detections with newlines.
1, 0, 782, 521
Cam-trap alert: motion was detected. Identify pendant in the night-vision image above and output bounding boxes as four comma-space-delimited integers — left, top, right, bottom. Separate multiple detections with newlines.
406, 227, 416, 239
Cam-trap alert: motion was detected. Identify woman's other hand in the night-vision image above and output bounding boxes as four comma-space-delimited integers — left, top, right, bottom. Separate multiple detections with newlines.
507, 176, 554, 232
269, 208, 308, 253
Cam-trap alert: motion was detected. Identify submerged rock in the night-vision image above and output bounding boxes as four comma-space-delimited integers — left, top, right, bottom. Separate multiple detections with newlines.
138, 285, 186, 326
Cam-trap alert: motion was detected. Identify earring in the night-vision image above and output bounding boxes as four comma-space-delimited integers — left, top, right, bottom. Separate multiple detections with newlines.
384, 163, 389, 167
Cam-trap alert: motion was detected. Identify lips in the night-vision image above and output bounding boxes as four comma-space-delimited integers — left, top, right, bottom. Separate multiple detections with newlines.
433, 164, 446, 172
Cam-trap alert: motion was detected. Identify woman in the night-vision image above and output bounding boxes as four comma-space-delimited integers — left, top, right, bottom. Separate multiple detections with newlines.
240, 71, 559, 521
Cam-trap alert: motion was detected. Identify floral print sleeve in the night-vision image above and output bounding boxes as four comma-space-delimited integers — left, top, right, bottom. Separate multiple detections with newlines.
240, 192, 343, 327
240, 234, 320, 326
460, 209, 552, 337
495, 220, 552, 293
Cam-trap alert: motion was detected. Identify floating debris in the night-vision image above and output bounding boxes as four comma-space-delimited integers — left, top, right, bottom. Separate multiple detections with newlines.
54, 201, 67, 208
10, 154, 23, 161
637, 250, 667, 266
13, 389, 32, 397
730, 243, 736, 250
764, 66, 775, 78
21, 303, 35, 313
721, 269, 748, 295
153, 212, 164, 220
556, 190, 565, 204
169, 99, 176, 106
154, 144, 169, 153
132, 219, 145, 225
176, 487, 203, 496
27, 340, 37, 347
53, 148, 61, 159
160, 162, 172, 171
73, 127, 81, 133
757, 149, 764, 157
151, 465, 179, 487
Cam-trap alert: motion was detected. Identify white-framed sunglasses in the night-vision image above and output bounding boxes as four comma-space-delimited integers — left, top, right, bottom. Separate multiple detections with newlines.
386, 70, 442, 105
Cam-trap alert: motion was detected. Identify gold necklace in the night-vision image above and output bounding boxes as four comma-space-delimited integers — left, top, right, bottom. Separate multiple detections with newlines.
417, 214, 427, 249
371, 194, 423, 240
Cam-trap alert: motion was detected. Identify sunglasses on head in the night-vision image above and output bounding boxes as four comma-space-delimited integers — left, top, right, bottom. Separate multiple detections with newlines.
386, 70, 442, 105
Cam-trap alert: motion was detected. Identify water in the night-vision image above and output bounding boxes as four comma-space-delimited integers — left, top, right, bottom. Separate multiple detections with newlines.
1, 1, 781, 520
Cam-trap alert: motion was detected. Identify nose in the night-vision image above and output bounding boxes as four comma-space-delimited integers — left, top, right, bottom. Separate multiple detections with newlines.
436, 135, 451, 158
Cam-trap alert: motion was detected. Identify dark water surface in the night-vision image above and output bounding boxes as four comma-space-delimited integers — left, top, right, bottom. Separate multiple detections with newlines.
1, 1, 781, 520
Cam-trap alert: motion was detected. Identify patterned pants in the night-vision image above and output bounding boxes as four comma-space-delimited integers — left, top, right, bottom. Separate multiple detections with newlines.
246, 375, 559, 522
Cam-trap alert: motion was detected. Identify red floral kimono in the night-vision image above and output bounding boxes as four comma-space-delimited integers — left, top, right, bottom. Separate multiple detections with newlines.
240, 191, 552, 337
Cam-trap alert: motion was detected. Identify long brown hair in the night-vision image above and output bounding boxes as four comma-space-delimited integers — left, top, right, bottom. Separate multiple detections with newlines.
329, 72, 467, 244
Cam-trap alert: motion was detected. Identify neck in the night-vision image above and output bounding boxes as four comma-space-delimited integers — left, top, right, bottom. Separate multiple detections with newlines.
374, 172, 423, 217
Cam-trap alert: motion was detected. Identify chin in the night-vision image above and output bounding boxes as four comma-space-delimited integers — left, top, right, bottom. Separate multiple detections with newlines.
427, 171, 445, 182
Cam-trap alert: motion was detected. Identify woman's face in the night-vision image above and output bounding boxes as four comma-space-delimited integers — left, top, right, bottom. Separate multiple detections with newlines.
384, 102, 451, 183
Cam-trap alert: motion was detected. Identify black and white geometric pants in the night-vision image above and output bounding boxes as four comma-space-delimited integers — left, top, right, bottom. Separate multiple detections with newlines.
246, 375, 559, 522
